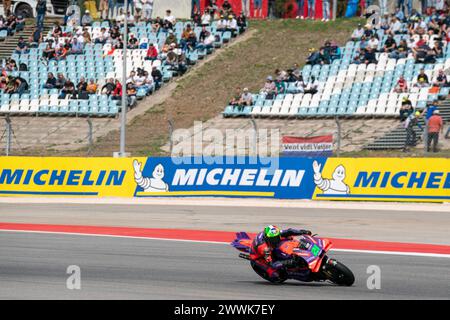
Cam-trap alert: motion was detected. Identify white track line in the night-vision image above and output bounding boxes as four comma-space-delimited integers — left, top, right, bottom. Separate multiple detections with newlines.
1, 229, 449, 259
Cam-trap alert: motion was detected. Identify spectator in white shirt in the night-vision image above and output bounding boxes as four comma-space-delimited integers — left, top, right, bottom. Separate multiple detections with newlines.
351, 24, 364, 41
390, 18, 402, 34
201, 10, 212, 26
367, 35, 379, 51
141, 0, 153, 21
164, 10, 176, 27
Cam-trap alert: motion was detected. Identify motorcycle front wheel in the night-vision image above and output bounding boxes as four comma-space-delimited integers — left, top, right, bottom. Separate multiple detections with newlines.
322, 259, 355, 286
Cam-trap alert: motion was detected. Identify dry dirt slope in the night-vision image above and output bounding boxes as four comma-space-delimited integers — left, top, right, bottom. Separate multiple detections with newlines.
85, 18, 363, 156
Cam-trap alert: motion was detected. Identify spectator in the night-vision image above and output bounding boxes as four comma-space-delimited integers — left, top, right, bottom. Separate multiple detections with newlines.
165, 30, 178, 46
142, 0, 153, 22
111, 79, 122, 100
403, 111, 422, 152
434, 69, 449, 87
367, 35, 379, 51
126, 82, 137, 107
306, 47, 321, 65
254, 0, 263, 18
151, 66, 162, 89
275, 78, 286, 94
142, 71, 154, 94
43, 72, 57, 89
260, 76, 277, 99
81, 10, 93, 26
351, 23, 364, 41
237, 12, 247, 34
186, 31, 197, 51
307, 0, 315, 19
383, 34, 397, 52
394, 75, 408, 93
94, 27, 110, 44
145, 43, 159, 60
222, 0, 232, 14
230, 87, 243, 106
99, 0, 109, 20
427, 109, 444, 152
389, 39, 408, 59
29, 27, 42, 48
197, 31, 215, 51
59, 80, 76, 99
76, 77, 88, 99
226, 15, 238, 36
41, 41, 56, 63
55, 73, 66, 89
126, 11, 136, 27
86, 78, 98, 94
322, 0, 330, 21
240, 88, 253, 106
422, 101, 439, 120
70, 37, 84, 54
163, 10, 176, 30
304, 76, 318, 94
201, 9, 212, 26
363, 48, 377, 64
415, 69, 430, 87
15, 37, 29, 55
82, 29, 92, 44
400, 96, 414, 121
295, 0, 305, 19
128, 33, 139, 49
36, 0, 47, 30
192, 9, 202, 26
55, 44, 69, 61
3, 0, 11, 15
6, 13, 17, 36
15, 15, 25, 33
217, 15, 228, 31
101, 78, 116, 95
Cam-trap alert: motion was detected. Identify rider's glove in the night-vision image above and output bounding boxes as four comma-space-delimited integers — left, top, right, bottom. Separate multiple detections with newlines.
302, 230, 312, 236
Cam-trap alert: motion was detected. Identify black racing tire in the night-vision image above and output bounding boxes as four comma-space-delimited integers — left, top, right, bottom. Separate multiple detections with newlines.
325, 260, 355, 286
251, 262, 287, 284
15, 4, 34, 18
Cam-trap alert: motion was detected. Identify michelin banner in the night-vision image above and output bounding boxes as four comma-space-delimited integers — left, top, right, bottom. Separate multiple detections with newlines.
0, 157, 448, 202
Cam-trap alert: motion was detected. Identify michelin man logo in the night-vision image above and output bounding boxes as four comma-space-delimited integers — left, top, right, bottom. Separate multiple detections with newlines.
133, 160, 169, 192
313, 160, 350, 195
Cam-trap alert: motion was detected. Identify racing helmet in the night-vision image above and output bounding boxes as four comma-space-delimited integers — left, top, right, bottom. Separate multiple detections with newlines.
264, 225, 281, 246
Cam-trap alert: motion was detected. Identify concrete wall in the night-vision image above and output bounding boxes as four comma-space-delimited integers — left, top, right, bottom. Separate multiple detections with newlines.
153, 0, 192, 19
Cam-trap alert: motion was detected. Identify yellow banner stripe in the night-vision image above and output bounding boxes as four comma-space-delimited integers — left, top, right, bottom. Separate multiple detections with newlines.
136, 191, 275, 197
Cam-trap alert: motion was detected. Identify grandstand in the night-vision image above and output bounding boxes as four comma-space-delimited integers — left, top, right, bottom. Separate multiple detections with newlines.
0, 20, 240, 117
220, 14, 450, 151
0, 4, 449, 156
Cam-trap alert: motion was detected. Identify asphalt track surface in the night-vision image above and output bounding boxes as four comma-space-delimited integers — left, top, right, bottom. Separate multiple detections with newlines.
1, 231, 449, 299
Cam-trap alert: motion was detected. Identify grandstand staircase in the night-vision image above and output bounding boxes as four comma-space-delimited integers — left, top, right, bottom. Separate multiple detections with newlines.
364, 101, 450, 150
0, 18, 60, 61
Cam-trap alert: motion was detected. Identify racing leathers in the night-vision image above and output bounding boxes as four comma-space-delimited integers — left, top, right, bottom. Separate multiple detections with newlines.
249, 228, 312, 281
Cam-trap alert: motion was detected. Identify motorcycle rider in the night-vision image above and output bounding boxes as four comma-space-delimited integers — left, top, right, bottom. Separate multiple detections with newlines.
249, 225, 312, 282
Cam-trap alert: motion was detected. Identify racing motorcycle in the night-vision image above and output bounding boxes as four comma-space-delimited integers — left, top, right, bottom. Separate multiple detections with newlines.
231, 232, 355, 286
